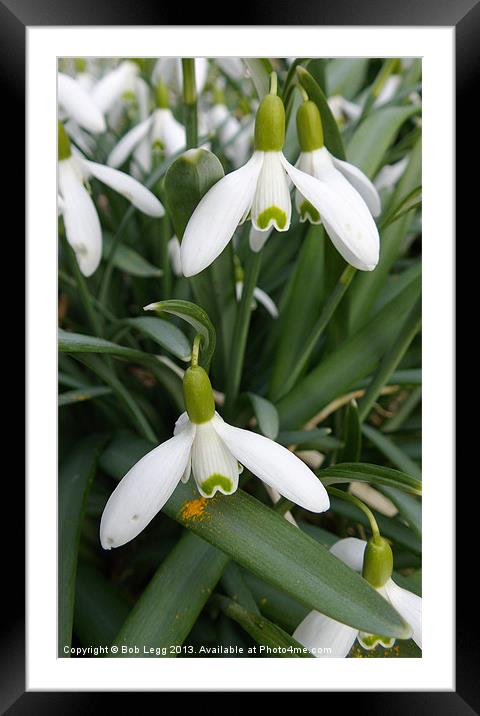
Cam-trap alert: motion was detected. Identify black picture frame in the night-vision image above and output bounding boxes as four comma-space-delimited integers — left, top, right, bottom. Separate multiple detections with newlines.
6, 0, 464, 709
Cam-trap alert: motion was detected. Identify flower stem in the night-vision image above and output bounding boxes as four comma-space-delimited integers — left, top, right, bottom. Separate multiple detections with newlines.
327, 486, 381, 542
272, 263, 356, 401
224, 249, 263, 418
191, 333, 202, 367
65, 241, 103, 337
182, 58, 198, 148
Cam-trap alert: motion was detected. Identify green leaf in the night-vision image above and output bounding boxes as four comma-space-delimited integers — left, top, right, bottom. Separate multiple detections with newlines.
74, 562, 131, 648
243, 571, 309, 633
59, 434, 106, 655
164, 148, 225, 240
144, 299, 216, 370
102, 233, 162, 277
327, 58, 369, 100
277, 427, 333, 446
362, 424, 421, 481
380, 185, 422, 230
346, 105, 419, 178
124, 316, 192, 362
277, 272, 421, 428
296, 66, 346, 159
337, 399, 361, 463
221, 563, 261, 614
319, 462, 421, 495
59, 329, 148, 363
379, 486, 422, 538
111, 531, 228, 656
247, 392, 279, 440
59, 385, 112, 407
213, 595, 313, 657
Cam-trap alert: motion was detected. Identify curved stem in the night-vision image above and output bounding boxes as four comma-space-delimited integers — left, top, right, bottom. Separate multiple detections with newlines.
327, 486, 381, 541
191, 333, 202, 368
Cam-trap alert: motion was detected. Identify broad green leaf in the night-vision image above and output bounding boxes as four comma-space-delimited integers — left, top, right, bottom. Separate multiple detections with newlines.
164, 148, 224, 240
111, 531, 228, 656
319, 462, 421, 495
243, 571, 309, 633
144, 299, 216, 370
243, 58, 273, 98
362, 424, 421, 481
336, 399, 361, 463
269, 225, 327, 401
124, 316, 192, 362
346, 105, 419, 178
221, 563, 260, 614
326, 58, 369, 100
213, 595, 313, 657
59, 434, 106, 655
296, 66, 346, 159
380, 185, 422, 230
59, 329, 148, 363
277, 272, 421, 428
74, 562, 131, 648
102, 233, 162, 277
379, 486, 422, 538
277, 427, 333, 446
247, 392, 279, 440
59, 385, 112, 407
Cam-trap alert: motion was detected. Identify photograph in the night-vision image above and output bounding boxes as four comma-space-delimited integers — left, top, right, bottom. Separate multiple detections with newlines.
57, 55, 423, 661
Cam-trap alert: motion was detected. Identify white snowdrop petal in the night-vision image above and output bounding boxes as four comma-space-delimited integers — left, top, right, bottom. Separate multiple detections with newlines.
168, 236, 183, 276
249, 225, 273, 252
58, 159, 102, 277
191, 420, 239, 497
251, 152, 292, 232
253, 287, 279, 318
151, 108, 186, 156
100, 423, 196, 549
293, 611, 358, 658
82, 159, 164, 217
212, 413, 329, 512
107, 116, 153, 168
180, 151, 264, 277
329, 537, 367, 572
91, 61, 138, 114
330, 154, 381, 217
58, 72, 106, 134
384, 579, 422, 649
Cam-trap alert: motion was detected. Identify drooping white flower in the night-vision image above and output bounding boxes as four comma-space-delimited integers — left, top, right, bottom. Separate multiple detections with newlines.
58, 72, 106, 134
374, 156, 409, 192
100, 362, 329, 549
91, 60, 141, 115
293, 537, 421, 657
107, 81, 185, 174
58, 122, 164, 277
180, 87, 381, 277
327, 94, 362, 124
208, 97, 253, 168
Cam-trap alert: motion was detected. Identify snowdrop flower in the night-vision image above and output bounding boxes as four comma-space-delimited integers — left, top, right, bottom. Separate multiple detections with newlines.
374, 157, 409, 192
168, 236, 183, 276
152, 57, 208, 95
181, 74, 380, 276
208, 89, 252, 169
107, 81, 185, 174
58, 72, 106, 134
100, 354, 329, 549
293, 99, 381, 270
91, 60, 142, 115
58, 121, 164, 277
293, 537, 421, 657
234, 257, 278, 318
327, 95, 362, 125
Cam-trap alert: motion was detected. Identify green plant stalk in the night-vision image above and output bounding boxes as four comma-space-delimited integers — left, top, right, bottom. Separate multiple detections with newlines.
357, 299, 421, 423
65, 242, 103, 337
276, 264, 357, 401
327, 486, 381, 541
182, 58, 198, 148
160, 212, 172, 298
224, 250, 263, 418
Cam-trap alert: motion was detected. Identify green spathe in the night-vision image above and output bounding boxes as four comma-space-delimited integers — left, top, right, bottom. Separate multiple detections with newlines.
58, 121, 71, 161
297, 100, 324, 152
201, 474, 234, 496
254, 94, 285, 152
362, 536, 393, 588
257, 206, 287, 230
183, 365, 215, 424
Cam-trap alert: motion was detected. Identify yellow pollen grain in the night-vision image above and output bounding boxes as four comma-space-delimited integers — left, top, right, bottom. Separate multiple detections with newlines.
180, 497, 210, 522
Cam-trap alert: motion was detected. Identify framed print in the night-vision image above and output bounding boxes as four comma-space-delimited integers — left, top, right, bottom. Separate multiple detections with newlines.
2, 0, 466, 707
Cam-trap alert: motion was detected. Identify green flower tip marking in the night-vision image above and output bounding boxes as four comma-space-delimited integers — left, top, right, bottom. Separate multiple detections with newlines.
254, 94, 285, 152
362, 536, 393, 588
358, 632, 396, 651
256, 206, 287, 230
74, 58, 87, 73
201, 474, 233, 496
58, 121, 71, 161
299, 200, 320, 224
183, 365, 215, 424
296, 100, 324, 152
155, 80, 170, 109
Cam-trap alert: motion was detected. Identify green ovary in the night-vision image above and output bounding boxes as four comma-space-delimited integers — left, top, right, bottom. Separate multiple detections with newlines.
256, 206, 287, 230
299, 200, 320, 223
201, 474, 234, 496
